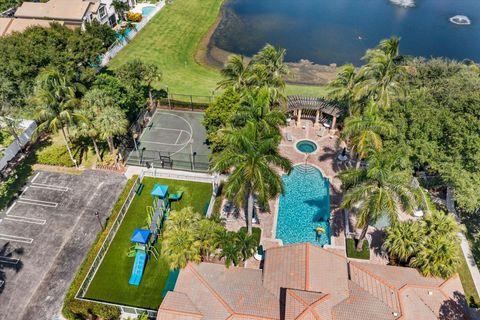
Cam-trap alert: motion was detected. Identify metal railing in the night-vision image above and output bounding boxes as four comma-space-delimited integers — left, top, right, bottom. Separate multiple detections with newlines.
99, 1, 166, 67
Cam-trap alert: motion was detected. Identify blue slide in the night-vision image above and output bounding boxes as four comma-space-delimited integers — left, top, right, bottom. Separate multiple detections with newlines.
129, 251, 147, 286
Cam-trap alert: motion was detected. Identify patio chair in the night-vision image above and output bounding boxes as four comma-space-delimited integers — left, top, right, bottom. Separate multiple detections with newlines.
317, 127, 326, 137
286, 132, 293, 141
254, 245, 264, 261
168, 190, 184, 201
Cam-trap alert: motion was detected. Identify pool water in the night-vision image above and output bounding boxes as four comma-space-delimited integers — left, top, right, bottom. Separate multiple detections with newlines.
296, 140, 317, 153
277, 165, 331, 246
141, 5, 156, 16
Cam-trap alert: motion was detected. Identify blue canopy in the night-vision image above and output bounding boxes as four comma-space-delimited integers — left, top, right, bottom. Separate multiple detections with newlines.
130, 228, 151, 244
151, 184, 169, 198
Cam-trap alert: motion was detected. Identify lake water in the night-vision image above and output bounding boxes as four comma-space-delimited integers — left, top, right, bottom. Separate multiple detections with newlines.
211, 0, 480, 65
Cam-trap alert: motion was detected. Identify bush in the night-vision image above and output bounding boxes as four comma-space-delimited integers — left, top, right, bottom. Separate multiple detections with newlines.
62, 177, 137, 319
239, 227, 262, 247
346, 238, 370, 260
36, 144, 82, 167
127, 12, 142, 22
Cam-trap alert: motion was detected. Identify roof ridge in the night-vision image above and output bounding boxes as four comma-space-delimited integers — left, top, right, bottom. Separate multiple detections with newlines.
349, 261, 398, 291
186, 263, 235, 315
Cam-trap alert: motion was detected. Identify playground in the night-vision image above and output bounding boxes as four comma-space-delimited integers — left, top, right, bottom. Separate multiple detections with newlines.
127, 110, 210, 171
84, 176, 212, 309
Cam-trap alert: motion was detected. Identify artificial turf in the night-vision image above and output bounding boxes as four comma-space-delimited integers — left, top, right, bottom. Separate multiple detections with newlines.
84, 177, 212, 309
109, 0, 324, 97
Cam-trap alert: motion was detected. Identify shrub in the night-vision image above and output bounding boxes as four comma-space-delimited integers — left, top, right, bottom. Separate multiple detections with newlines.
36, 144, 82, 167
346, 238, 370, 260
239, 227, 261, 247
62, 177, 137, 319
126, 12, 142, 22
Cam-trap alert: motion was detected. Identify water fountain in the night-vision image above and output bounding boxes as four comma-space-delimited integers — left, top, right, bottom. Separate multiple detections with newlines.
390, 0, 415, 8
449, 15, 471, 25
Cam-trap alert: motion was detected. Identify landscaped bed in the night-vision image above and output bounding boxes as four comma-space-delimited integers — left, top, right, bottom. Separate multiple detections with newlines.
346, 238, 370, 260
84, 177, 212, 309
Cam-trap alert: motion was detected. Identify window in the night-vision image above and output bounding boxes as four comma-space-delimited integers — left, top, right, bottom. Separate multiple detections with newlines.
99, 6, 107, 19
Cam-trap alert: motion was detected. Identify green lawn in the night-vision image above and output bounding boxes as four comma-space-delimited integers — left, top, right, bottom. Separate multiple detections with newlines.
456, 245, 480, 306
346, 238, 370, 260
109, 0, 324, 97
84, 177, 212, 309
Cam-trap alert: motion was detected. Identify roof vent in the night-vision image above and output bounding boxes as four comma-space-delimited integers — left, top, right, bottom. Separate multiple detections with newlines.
393, 312, 399, 316
428, 291, 433, 295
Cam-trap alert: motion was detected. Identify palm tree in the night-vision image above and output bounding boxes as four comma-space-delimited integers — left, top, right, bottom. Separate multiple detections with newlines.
409, 235, 460, 278
218, 54, 250, 91
143, 64, 162, 107
235, 230, 257, 261
33, 67, 82, 167
341, 99, 395, 167
326, 64, 359, 115
78, 88, 118, 162
383, 221, 421, 264
111, 0, 129, 21
233, 87, 286, 139
421, 210, 461, 242
95, 106, 128, 159
340, 151, 429, 250
211, 121, 292, 235
354, 37, 407, 109
196, 219, 223, 262
219, 232, 241, 267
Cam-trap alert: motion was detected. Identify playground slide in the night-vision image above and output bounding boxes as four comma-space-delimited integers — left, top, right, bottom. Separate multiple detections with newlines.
128, 251, 147, 286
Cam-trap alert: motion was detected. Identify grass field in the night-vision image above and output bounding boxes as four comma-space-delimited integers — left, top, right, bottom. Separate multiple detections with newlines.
109, 0, 324, 97
456, 245, 480, 306
84, 177, 212, 309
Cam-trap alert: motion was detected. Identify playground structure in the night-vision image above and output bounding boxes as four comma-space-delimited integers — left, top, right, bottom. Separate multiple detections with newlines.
128, 183, 183, 286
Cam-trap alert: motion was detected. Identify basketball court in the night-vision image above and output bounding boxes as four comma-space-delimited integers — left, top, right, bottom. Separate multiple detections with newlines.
127, 110, 210, 171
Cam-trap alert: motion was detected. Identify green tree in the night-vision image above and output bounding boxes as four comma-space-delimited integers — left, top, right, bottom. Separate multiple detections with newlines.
235, 230, 257, 261
33, 67, 83, 167
340, 151, 428, 250
196, 219, 223, 262
143, 63, 162, 107
95, 105, 128, 160
218, 54, 250, 91
218, 231, 241, 267
111, 0, 129, 21
341, 99, 395, 167
211, 121, 292, 235
383, 220, 421, 264
326, 63, 359, 115
84, 20, 117, 48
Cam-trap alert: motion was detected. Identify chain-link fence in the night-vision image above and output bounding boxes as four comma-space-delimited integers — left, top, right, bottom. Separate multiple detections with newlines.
126, 148, 210, 172
158, 93, 214, 111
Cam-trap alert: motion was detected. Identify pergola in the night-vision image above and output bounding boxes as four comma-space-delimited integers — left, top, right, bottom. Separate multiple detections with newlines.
287, 96, 342, 129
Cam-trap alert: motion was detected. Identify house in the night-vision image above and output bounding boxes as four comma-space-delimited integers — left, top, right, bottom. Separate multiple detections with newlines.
157, 243, 469, 320
0, 17, 62, 36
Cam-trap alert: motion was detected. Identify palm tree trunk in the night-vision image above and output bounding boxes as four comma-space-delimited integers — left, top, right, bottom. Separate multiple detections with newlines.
91, 137, 102, 162
356, 224, 369, 251
60, 127, 77, 168
3, 118, 23, 155
247, 193, 254, 235
107, 136, 115, 155
148, 87, 154, 108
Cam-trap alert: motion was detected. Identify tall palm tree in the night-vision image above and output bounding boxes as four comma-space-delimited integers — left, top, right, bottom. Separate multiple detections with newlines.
33, 67, 82, 167
341, 99, 395, 167
409, 235, 460, 278
95, 106, 128, 158
326, 64, 359, 115
354, 37, 407, 109
211, 121, 292, 235
143, 64, 162, 107
340, 151, 429, 250
218, 54, 250, 91
383, 221, 421, 264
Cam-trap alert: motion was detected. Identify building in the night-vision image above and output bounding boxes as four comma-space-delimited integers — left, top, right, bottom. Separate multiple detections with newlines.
157, 243, 468, 320
0, 18, 62, 36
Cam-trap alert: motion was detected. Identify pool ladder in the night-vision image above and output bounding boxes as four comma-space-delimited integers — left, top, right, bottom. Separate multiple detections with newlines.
296, 163, 317, 174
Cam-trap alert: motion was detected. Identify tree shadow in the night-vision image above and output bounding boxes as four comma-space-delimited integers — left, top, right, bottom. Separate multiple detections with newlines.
438, 291, 468, 320
0, 242, 24, 294
369, 229, 386, 258
317, 146, 353, 173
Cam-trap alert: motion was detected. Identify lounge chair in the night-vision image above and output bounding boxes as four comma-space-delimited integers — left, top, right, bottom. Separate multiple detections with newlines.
286, 132, 293, 141
317, 127, 326, 137
254, 245, 264, 261
168, 190, 184, 201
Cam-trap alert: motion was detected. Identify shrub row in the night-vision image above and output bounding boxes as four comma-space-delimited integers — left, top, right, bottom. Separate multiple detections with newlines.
62, 176, 138, 320
36, 144, 82, 167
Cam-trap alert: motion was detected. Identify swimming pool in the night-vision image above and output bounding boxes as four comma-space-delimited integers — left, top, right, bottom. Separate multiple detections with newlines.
141, 5, 156, 16
276, 164, 331, 246
296, 140, 317, 154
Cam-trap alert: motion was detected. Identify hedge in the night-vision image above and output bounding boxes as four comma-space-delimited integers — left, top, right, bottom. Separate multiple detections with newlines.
36, 144, 82, 167
62, 176, 138, 320
346, 238, 370, 260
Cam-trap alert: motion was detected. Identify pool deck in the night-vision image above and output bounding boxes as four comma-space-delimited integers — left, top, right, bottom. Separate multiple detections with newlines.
222, 121, 359, 267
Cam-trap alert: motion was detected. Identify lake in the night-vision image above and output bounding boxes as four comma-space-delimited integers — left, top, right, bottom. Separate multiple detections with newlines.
210, 0, 480, 65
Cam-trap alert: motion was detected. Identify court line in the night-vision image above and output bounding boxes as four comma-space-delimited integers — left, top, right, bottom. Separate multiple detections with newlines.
0, 234, 33, 244
0, 257, 20, 265
17, 200, 58, 208
31, 172, 40, 184
174, 131, 182, 145
5, 216, 46, 225
148, 127, 184, 133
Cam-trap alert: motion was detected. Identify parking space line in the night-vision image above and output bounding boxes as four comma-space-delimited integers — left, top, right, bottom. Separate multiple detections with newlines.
0, 234, 33, 244
31, 182, 69, 192
0, 257, 20, 265
17, 200, 58, 208
5, 216, 46, 225
5, 202, 16, 215
31, 172, 40, 184
18, 196, 58, 205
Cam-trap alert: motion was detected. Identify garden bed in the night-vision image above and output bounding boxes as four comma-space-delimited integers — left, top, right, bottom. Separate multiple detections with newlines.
346, 238, 370, 260
83, 177, 212, 309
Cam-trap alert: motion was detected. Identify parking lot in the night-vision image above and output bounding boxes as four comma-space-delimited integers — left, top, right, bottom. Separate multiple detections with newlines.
0, 170, 126, 320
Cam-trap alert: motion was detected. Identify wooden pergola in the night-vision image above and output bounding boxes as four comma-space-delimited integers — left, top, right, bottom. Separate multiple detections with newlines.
287, 96, 342, 129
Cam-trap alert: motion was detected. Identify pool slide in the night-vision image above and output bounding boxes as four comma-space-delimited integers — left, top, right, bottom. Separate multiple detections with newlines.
129, 250, 147, 286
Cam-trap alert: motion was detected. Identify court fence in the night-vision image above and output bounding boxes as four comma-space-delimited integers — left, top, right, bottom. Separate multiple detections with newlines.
157, 93, 215, 111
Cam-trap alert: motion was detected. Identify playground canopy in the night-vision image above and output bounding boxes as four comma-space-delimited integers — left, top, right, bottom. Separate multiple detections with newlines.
130, 228, 151, 244
151, 184, 169, 199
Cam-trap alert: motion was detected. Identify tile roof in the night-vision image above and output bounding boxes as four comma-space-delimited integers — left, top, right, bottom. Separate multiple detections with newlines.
0, 18, 60, 37
157, 243, 469, 320
14, 0, 92, 22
